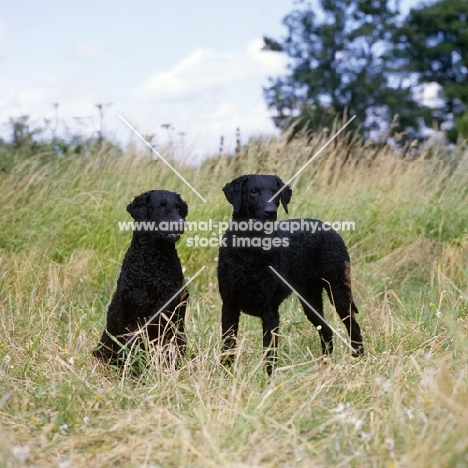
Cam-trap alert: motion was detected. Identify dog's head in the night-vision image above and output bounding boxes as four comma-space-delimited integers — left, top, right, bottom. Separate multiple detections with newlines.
222, 174, 292, 221
127, 190, 188, 242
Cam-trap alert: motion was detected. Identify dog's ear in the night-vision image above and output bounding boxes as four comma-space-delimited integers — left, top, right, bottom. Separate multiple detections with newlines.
127, 192, 150, 220
223, 175, 248, 214
274, 176, 292, 214
175, 193, 188, 219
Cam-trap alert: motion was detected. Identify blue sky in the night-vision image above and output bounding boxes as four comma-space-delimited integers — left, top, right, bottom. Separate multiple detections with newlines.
1, 0, 422, 161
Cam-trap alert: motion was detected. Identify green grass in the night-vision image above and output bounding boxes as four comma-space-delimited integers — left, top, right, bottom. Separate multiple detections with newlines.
1, 135, 468, 467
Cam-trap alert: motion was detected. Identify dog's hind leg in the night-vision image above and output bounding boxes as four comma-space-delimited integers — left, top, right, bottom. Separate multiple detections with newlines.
299, 283, 334, 355
325, 280, 364, 357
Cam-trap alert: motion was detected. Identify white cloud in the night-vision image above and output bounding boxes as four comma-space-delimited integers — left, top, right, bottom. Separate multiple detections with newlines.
0, 76, 104, 140
124, 38, 287, 159
76, 43, 101, 58
119, 88, 280, 164
0, 22, 6, 55
1, 78, 90, 115
0, 38, 285, 159
132, 38, 287, 102
196, 100, 277, 139
196, 102, 279, 156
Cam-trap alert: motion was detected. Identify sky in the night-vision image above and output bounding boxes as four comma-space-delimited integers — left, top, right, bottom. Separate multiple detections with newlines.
1, 0, 423, 162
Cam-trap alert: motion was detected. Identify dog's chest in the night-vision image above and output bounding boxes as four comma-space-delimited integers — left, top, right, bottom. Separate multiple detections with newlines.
218, 247, 289, 309
124, 250, 184, 293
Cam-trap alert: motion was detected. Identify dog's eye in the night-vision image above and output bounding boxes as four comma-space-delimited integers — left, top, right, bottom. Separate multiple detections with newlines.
157, 204, 165, 210
250, 189, 259, 195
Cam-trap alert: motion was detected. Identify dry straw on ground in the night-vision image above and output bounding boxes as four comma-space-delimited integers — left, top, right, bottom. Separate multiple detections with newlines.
1, 132, 468, 467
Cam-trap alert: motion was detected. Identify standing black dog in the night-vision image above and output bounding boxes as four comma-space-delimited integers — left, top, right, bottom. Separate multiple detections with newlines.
218, 175, 363, 374
93, 190, 188, 366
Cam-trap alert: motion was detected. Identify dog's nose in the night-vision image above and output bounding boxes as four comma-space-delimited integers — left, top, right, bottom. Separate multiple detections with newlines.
263, 203, 277, 217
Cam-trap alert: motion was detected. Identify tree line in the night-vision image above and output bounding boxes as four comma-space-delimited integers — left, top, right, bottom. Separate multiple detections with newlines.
263, 0, 468, 144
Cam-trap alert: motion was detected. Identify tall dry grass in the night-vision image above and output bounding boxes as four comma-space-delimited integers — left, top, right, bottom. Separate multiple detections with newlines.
1, 133, 467, 467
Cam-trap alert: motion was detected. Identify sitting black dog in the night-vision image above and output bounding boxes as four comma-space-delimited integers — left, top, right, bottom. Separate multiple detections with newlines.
218, 174, 364, 374
93, 190, 188, 366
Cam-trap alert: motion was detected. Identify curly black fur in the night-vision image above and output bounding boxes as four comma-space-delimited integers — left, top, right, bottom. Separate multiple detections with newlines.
218, 174, 364, 374
93, 190, 188, 366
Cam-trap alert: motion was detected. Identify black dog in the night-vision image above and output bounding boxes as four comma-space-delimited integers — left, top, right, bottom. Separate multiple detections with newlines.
93, 190, 188, 366
218, 175, 363, 373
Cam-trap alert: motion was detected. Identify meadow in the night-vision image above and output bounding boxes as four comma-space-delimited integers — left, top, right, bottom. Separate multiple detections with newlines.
1, 131, 468, 467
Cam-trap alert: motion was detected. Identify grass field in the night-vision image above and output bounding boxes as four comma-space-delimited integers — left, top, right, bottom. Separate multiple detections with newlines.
1, 132, 468, 467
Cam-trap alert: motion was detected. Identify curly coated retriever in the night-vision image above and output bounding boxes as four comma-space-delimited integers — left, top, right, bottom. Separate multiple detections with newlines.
93, 190, 188, 366
218, 174, 363, 373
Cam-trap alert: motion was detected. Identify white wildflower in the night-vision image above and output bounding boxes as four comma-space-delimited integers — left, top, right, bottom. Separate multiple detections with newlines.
59, 424, 69, 435
333, 402, 348, 413
360, 432, 372, 442
353, 418, 364, 431
13, 445, 29, 463
385, 437, 394, 451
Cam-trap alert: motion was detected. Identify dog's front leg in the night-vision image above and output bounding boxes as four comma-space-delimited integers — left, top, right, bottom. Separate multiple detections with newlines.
221, 303, 241, 369
262, 310, 280, 375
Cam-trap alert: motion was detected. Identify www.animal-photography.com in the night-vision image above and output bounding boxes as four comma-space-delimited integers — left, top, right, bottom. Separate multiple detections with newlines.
1, 1, 468, 467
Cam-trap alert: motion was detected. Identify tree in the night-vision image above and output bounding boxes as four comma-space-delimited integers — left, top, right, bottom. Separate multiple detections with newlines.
395, 0, 468, 142
10, 115, 37, 149
263, 0, 427, 142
